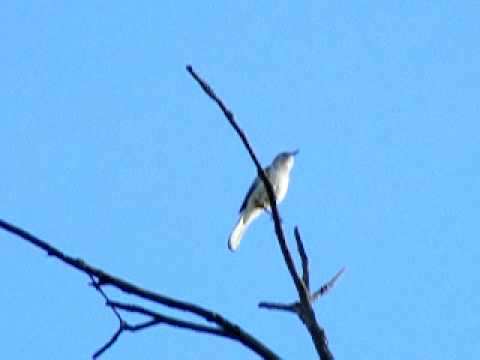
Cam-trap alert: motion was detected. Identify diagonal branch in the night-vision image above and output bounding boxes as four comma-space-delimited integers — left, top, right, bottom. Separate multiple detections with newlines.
186, 65, 334, 360
294, 226, 310, 290
311, 267, 346, 302
0, 218, 279, 360
93, 324, 123, 359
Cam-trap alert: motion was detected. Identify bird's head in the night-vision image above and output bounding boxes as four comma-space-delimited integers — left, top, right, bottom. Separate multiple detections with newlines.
272, 149, 299, 171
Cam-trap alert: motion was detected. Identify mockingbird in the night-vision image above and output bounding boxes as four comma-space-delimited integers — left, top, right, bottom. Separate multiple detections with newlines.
228, 150, 298, 251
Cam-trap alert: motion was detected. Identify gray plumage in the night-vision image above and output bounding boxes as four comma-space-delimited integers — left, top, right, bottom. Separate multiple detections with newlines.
228, 150, 298, 251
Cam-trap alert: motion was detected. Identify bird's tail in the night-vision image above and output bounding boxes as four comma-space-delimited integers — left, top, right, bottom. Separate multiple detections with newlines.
228, 208, 261, 251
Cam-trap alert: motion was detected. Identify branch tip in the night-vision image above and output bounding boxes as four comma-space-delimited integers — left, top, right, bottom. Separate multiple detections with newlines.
293, 226, 310, 290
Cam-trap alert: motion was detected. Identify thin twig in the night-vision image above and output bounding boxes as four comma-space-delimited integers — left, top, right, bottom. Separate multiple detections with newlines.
89, 274, 126, 358
258, 301, 297, 313
311, 267, 346, 302
109, 301, 232, 338
127, 319, 162, 331
90, 275, 123, 322
93, 325, 124, 359
294, 226, 310, 290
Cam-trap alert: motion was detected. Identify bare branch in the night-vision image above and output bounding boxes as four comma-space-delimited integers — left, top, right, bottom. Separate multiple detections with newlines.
90, 275, 127, 358
93, 324, 124, 359
186, 65, 334, 360
294, 226, 310, 290
258, 301, 297, 313
311, 267, 346, 302
90, 275, 123, 323
109, 301, 231, 338
127, 319, 161, 331
0, 218, 280, 360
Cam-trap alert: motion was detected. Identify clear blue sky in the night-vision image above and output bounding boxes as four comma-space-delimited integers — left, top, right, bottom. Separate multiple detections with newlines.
1, 1, 479, 359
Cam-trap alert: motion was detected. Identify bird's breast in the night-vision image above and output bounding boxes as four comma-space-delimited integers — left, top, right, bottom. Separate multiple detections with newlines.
275, 175, 290, 203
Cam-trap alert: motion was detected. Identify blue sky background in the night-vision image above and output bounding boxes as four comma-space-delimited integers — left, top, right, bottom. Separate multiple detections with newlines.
1, 1, 479, 359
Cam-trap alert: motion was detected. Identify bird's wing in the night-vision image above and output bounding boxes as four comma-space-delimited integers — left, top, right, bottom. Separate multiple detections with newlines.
239, 176, 259, 213
239, 166, 273, 213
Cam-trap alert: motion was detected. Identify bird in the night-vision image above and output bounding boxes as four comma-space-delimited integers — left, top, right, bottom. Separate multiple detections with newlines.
228, 150, 298, 251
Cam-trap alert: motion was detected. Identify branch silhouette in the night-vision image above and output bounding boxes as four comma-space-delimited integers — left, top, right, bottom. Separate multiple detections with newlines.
0, 219, 279, 359
1, 65, 343, 360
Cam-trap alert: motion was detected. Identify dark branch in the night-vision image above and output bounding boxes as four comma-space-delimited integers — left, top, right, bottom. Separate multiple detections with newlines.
258, 301, 297, 313
93, 324, 123, 359
127, 319, 161, 331
109, 301, 231, 338
0, 218, 280, 360
90, 275, 123, 323
186, 65, 334, 360
294, 226, 310, 290
90, 275, 126, 358
311, 267, 346, 302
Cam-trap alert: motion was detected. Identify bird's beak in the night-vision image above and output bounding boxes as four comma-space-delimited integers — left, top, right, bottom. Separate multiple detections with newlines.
290, 149, 299, 156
